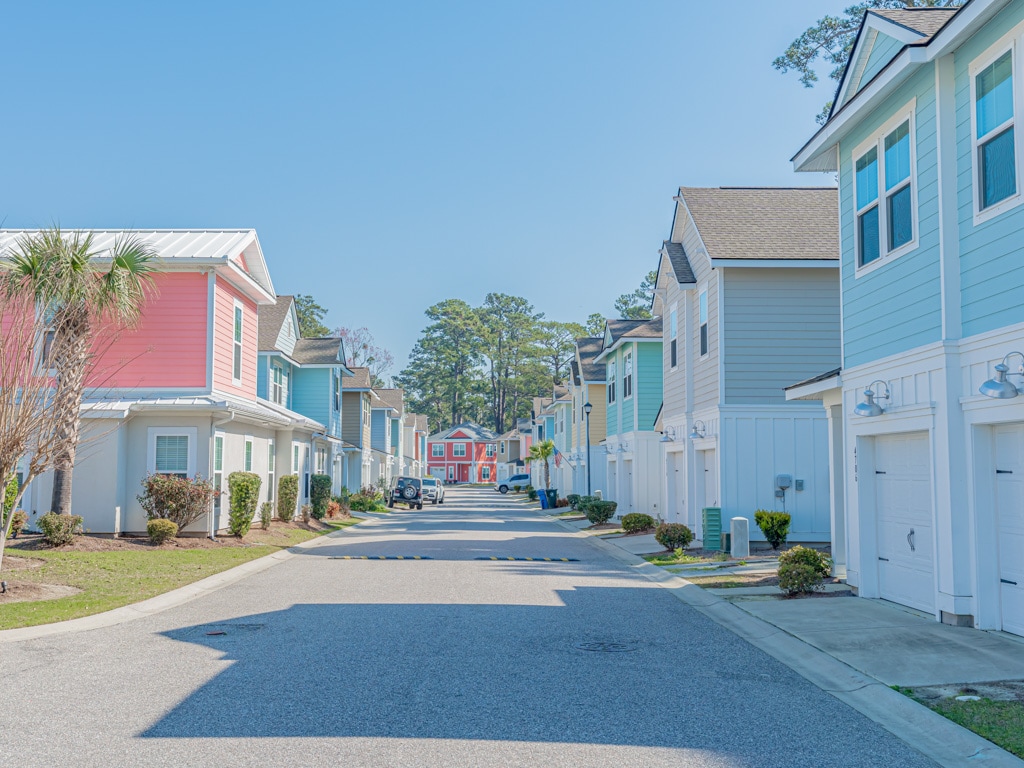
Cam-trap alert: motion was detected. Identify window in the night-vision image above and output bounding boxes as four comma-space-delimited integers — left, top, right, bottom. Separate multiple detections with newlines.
699, 289, 708, 357
244, 437, 253, 472
213, 435, 224, 512
316, 446, 327, 475
271, 364, 284, 404
333, 371, 341, 411
432, 443, 444, 457
623, 351, 633, 399
487, 443, 496, 457
499, 442, 505, 455
293, 443, 300, 473
669, 308, 678, 368
453, 443, 467, 457
148, 428, 196, 478
232, 302, 243, 383
607, 360, 616, 403
482, 466, 491, 481
362, 398, 369, 428
974, 48, 1017, 215
855, 148, 880, 266
447, 466, 455, 481
267, 439, 275, 502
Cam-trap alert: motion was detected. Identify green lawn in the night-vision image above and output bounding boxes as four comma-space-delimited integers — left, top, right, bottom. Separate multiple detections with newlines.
931, 699, 1024, 758
0, 518, 359, 631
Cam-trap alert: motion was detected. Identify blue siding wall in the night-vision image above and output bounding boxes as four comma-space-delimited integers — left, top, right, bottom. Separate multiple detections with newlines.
839, 64, 943, 367
292, 368, 329, 431
956, 0, 1024, 337
391, 417, 400, 450
860, 32, 905, 89
637, 342, 663, 431
371, 410, 387, 451
257, 354, 270, 400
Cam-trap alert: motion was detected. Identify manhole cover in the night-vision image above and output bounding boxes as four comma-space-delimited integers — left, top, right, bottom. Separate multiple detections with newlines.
574, 641, 638, 653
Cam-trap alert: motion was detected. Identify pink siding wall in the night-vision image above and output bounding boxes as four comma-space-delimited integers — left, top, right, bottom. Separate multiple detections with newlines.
212, 277, 258, 398
88, 272, 208, 389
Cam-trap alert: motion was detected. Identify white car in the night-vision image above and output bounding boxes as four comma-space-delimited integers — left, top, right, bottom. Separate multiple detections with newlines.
422, 477, 445, 504
496, 474, 531, 494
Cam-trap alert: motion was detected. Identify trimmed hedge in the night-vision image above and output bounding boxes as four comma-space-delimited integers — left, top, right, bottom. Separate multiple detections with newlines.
147, 518, 178, 544
778, 545, 832, 577
310, 474, 332, 520
227, 472, 262, 537
621, 513, 655, 534
583, 500, 617, 525
754, 510, 791, 550
259, 501, 273, 531
277, 474, 298, 523
566, 494, 581, 510
655, 523, 694, 551
37, 512, 83, 547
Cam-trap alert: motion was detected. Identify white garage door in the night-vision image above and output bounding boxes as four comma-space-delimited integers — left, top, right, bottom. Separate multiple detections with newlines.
993, 426, 1024, 637
875, 433, 934, 612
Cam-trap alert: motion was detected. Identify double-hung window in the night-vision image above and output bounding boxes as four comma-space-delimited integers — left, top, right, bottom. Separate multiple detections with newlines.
232, 302, 243, 383
272, 365, 284, 404
453, 443, 467, 457
432, 443, 444, 458
213, 434, 224, 512
623, 351, 633, 399
333, 371, 341, 411
489, 443, 497, 457
853, 102, 917, 270
669, 308, 678, 368
267, 439, 275, 502
244, 437, 253, 472
699, 290, 708, 357
973, 47, 1017, 217
607, 360, 616, 403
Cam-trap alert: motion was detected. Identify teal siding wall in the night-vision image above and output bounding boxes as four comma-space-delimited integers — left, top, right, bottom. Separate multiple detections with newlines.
606, 348, 619, 436
292, 368, 329, 430
956, 0, 1024, 337
860, 32, 904, 88
391, 417, 400, 451
621, 344, 635, 433
636, 342, 663, 431
257, 354, 270, 399
839, 64, 943, 367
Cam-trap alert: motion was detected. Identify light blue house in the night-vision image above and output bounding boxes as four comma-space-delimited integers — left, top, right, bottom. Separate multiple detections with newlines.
791, 1, 1024, 637
258, 296, 352, 496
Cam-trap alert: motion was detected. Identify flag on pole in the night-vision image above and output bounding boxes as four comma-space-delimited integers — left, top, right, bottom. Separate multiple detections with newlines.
553, 446, 575, 469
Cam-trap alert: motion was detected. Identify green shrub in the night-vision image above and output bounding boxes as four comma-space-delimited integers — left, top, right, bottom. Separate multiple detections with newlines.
585, 500, 618, 525
310, 474, 332, 520
622, 513, 655, 533
259, 502, 273, 531
527, 488, 538, 500
754, 510, 791, 550
778, 562, 823, 595
137, 473, 216, 531
7, 510, 27, 539
566, 493, 581, 510
147, 518, 178, 544
37, 512, 83, 547
3, 473, 18, 518
277, 474, 298, 523
349, 492, 385, 512
513, 485, 522, 494
227, 472, 261, 537
656, 522, 694, 551
525, 485, 534, 493
779, 545, 832, 577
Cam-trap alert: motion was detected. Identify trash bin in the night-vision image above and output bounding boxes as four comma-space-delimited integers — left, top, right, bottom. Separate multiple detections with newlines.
546, 489, 558, 508
538, 491, 549, 509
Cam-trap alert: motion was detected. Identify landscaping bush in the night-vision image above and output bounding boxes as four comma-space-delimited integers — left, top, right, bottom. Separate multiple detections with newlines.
513, 485, 522, 494
525, 485, 534, 494
310, 474, 332, 520
147, 518, 178, 544
555, 497, 570, 508
656, 522, 694, 551
227, 471, 261, 537
277, 474, 298, 523
621, 513, 655, 534
779, 545, 832, 577
301, 504, 311, 524
3, 473, 17, 518
259, 502, 273, 531
37, 512, 83, 547
7, 510, 27, 539
754, 510, 791, 550
778, 562, 824, 595
349, 492, 385, 512
575, 496, 597, 512
527, 488, 538, 501
566, 493, 581, 510
585, 500, 618, 525
137, 473, 215, 531
326, 500, 342, 519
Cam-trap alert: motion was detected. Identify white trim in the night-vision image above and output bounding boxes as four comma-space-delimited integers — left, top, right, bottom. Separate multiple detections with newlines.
852, 99, 919, 279
147, 427, 198, 476
231, 298, 244, 386
969, 28, 1023, 225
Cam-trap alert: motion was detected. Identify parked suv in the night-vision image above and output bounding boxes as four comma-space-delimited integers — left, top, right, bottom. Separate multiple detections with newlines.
496, 473, 531, 494
422, 477, 445, 505
388, 476, 423, 510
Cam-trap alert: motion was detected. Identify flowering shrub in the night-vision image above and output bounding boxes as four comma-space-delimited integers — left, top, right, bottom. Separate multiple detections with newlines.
778, 545, 832, 577
137, 474, 215, 531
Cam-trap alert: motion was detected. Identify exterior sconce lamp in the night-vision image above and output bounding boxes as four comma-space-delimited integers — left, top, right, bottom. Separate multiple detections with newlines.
854, 380, 891, 417
688, 420, 706, 440
980, 352, 1024, 399
660, 427, 676, 443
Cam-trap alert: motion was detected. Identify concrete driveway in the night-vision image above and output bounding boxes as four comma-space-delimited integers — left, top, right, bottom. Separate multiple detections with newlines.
0, 486, 937, 767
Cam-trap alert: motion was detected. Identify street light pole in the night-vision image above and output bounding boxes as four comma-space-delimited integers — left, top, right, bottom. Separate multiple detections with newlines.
583, 402, 593, 496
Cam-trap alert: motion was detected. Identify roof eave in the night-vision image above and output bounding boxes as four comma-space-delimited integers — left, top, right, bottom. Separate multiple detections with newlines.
709, 258, 839, 269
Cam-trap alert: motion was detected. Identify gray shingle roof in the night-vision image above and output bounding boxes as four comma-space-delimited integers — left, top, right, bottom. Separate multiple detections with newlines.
678, 187, 838, 261
869, 8, 959, 41
373, 388, 405, 416
786, 367, 842, 391
291, 337, 343, 366
662, 241, 696, 284
576, 336, 605, 382
258, 295, 294, 352
342, 367, 373, 390
404, 413, 429, 432
427, 422, 499, 442
607, 317, 663, 344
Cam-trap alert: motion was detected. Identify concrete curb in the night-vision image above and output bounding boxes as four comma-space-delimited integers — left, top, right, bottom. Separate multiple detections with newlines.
0, 520, 372, 644
541, 511, 1024, 768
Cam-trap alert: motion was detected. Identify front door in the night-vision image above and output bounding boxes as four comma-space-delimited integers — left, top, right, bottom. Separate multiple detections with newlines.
623, 459, 634, 513
994, 425, 1024, 636
447, 466, 454, 482
703, 449, 717, 508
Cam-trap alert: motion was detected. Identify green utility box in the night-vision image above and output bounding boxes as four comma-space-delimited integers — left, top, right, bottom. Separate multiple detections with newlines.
702, 507, 722, 551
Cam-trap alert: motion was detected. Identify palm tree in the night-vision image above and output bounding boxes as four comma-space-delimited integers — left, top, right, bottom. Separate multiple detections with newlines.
6, 228, 157, 515
528, 439, 556, 490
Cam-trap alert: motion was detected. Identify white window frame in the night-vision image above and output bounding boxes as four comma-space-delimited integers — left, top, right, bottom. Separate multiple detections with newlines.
699, 288, 709, 358
147, 427, 198, 477
607, 359, 616, 403
232, 299, 244, 385
970, 32, 1023, 225
333, 371, 341, 412
487, 443, 496, 457
244, 436, 254, 472
432, 443, 444, 458
669, 305, 678, 370
292, 442, 300, 473
267, 438, 275, 502
271, 363, 284, 405
623, 351, 633, 400
453, 442, 467, 458
316, 446, 327, 475
482, 466, 491, 481
213, 433, 224, 512
852, 99, 919, 278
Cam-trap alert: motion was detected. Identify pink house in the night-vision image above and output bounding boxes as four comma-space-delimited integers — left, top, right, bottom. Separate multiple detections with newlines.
1, 230, 325, 535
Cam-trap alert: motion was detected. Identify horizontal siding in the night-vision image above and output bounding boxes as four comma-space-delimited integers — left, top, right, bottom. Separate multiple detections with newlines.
371, 410, 387, 452
342, 392, 363, 445
212, 277, 258, 398
693, 269, 720, 411
838, 64, 942, 368
292, 368, 329, 429
956, 0, 1024, 337
620, 346, 635, 433
662, 279, 687, 418
636, 342, 663, 430
585, 382, 607, 444
723, 268, 841, 404
860, 31, 904, 90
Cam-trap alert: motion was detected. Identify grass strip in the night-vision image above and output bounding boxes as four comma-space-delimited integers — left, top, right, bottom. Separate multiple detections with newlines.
930, 699, 1024, 758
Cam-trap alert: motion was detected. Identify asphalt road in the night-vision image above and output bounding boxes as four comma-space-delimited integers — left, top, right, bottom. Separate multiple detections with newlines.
0, 486, 936, 767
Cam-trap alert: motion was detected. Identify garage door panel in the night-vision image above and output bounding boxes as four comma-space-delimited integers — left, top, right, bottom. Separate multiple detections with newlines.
995, 424, 1024, 637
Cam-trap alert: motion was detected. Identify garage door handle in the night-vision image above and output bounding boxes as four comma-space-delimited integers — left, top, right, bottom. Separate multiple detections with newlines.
878, 557, 890, 561
1002, 579, 1018, 585
875, 470, 887, 474
997, 469, 1013, 474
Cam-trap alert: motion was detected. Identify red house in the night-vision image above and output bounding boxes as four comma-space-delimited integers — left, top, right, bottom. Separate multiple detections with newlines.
426, 423, 499, 484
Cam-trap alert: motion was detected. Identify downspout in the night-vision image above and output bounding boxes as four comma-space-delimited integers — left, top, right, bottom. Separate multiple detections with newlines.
210, 411, 235, 540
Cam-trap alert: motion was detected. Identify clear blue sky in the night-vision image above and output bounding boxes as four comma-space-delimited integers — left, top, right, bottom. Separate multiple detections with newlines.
3, 1, 847, 374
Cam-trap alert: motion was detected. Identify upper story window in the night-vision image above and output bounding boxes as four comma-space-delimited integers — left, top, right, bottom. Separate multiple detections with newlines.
271, 364, 285, 404
699, 290, 709, 357
232, 302, 243, 383
853, 101, 916, 272
623, 351, 633, 399
453, 442, 467, 457
432, 443, 444, 457
607, 359, 616, 403
333, 371, 341, 412
486, 443, 495, 457
669, 308, 678, 369
973, 47, 1018, 219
